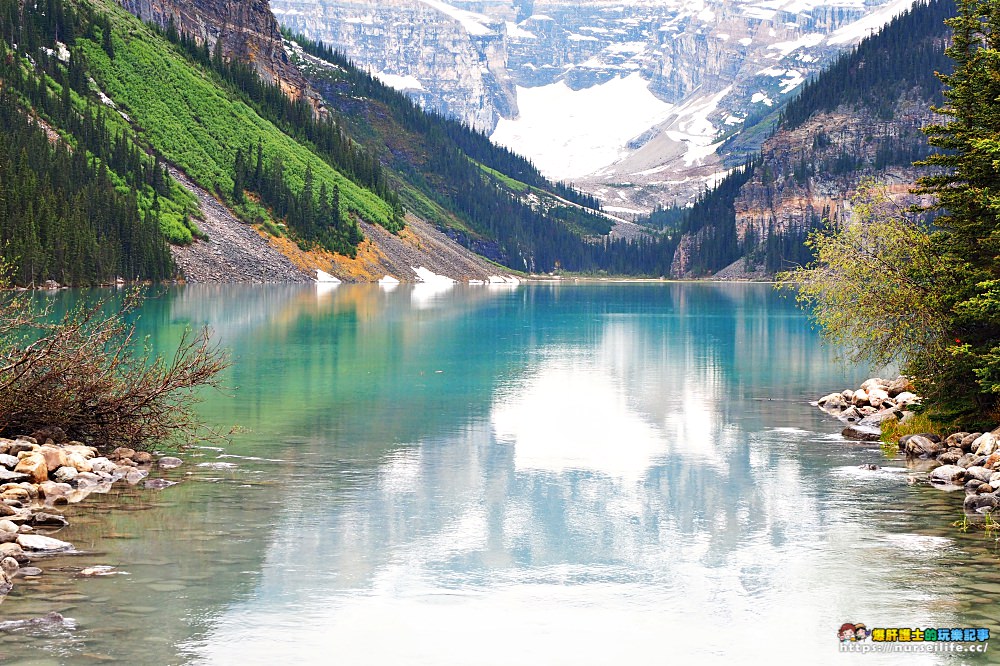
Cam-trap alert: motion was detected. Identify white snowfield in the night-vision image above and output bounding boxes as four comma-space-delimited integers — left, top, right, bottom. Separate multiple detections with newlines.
373, 72, 425, 92
316, 269, 341, 283
491, 74, 675, 181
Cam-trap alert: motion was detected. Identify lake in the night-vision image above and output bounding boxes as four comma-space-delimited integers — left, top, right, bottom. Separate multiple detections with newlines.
1, 282, 997, 664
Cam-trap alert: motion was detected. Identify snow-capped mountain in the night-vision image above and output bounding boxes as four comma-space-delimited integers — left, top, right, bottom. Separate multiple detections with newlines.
272, 0, 920, 211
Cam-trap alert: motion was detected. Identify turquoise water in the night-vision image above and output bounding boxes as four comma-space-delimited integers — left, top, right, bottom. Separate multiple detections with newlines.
1, 282, 998, 664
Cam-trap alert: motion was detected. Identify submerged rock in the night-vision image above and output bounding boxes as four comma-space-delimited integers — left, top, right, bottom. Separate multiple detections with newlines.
157, 456, 183, 469
0, 611, 73, 631
144, 478, 177, 490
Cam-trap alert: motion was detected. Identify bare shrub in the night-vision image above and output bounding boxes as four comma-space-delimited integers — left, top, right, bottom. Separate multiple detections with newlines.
0, 287, 229, 451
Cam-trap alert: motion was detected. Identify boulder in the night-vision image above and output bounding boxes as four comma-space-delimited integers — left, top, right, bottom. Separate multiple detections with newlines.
38, 446, 67, 473
904, 435, 944, 458
852, 388, 870, 407
52, 466, 78, 483
65, 452, 93, 473
28, 511, 68, 527
110, 447, 136, 461
868, 387, 891, 408
125, 468, 148, 485
8, 440, 37, 456
842, 424, 881, 441
131, 451, 153, 465
965, 478, 984, 493
966, 466, 994, 483
961, 433, 983, 452
974, 433, 999, 457
144, 478, 177, 490
842, 389, 856, 402
894, 391, 920, 406
859, 409, 900, 427
964, 492, 1000, 513
985, 452, 1000, 470
16, 534, 72, 552
958, 453, 986, 468
938, 450, 964, 465
88, 457, 117, 475
860, 378, 887, 393
0, 542, 26, 563
0, 469, 29, 483
0, 454, 18, 469
37, 481, 72, 502
887, 376, 915, 397
944, 432, 970, 448
930, 465, 968, 485
0, 520, 17, 534
839, 406, 864, 422
62, 443, 97, 460
0, 531, 16, 545
157, 456, 183, 469
14, 453, 48, 484
991, 471, 1000, 486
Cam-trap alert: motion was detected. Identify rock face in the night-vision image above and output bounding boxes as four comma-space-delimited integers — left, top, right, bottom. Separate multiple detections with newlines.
272, 0, 920, 202
273, 0, 518, 132
118, 0, 314, 105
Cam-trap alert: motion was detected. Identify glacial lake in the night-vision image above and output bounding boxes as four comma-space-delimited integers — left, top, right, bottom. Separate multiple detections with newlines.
1, 282, 999, 664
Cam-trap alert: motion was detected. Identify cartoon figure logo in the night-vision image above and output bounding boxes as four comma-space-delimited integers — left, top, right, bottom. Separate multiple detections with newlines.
854, 623, 869, 641
839, 623, 856, 642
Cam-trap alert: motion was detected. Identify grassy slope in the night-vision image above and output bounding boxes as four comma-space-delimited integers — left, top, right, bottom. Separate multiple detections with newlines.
81, 0, 396, 230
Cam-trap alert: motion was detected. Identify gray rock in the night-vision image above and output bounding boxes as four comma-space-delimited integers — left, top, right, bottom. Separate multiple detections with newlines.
842, 424, 881, 441
859, 409, 900, 427
14, 566, 41, 577
16, 533, 72, 552
974, 432, 999, 456
88, 457, 117, 474
930, 465, 968, 485
125, 468, 148, 485
0, 468, 29, 483
0, 454, 18, 469
966, 466, 994, 483
0, 542, 27, 563
887, 376, 915, 397
961, 433, 983, 452
52, 466, 78, 483
157, 456, 183, 469
904, 435, 944, 458
958, 453, 986, 469
28, 512, 68, 527
944, 432, 970, 448
839, 406, 864, 422
937, 449, 964, 465
0, 611, 72, 631
965, 478, 984, 493
965, 492, 999, 513
144, 478, 177, 490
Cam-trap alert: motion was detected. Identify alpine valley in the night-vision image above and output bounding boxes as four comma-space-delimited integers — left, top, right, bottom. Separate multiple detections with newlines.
0, 0, 957, 281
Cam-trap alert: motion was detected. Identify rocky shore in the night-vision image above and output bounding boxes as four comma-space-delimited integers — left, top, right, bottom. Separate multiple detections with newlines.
0, 428, 183, 603
816, 377, 1000, 516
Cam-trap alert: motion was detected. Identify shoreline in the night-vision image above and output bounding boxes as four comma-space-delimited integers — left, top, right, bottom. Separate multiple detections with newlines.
0, 433, 184, 605
816, 377, 1000, 520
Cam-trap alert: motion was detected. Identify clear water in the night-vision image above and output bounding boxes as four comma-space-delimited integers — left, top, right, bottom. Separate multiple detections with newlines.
1, 282, 998, 665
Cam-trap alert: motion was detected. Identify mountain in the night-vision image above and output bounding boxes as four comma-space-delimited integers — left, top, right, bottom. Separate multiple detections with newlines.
0, 0, 679, 284
271, 0, 923, 212
661, 0, 952, 277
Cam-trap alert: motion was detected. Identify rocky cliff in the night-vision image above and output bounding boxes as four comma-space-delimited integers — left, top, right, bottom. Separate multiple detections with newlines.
272, 0, 518, 131
117, 0, 313, 102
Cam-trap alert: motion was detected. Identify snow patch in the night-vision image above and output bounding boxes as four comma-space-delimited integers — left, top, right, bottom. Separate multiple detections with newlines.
827, 0, 916, 45
767, 32, 824, 57
419, 0, 493, 36
492, 74, 674, 181
505, 21, 536, 39
374, 72, 426, 92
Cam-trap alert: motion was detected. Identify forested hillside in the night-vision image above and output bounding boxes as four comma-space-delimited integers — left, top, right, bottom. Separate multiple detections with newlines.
654, 0, 954, 277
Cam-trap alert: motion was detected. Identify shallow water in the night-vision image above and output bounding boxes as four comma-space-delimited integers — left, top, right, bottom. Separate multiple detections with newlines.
1, 282, 997, 664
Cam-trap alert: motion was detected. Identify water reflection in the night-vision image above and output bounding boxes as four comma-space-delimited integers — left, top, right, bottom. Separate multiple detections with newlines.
2, 283, 996, 664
